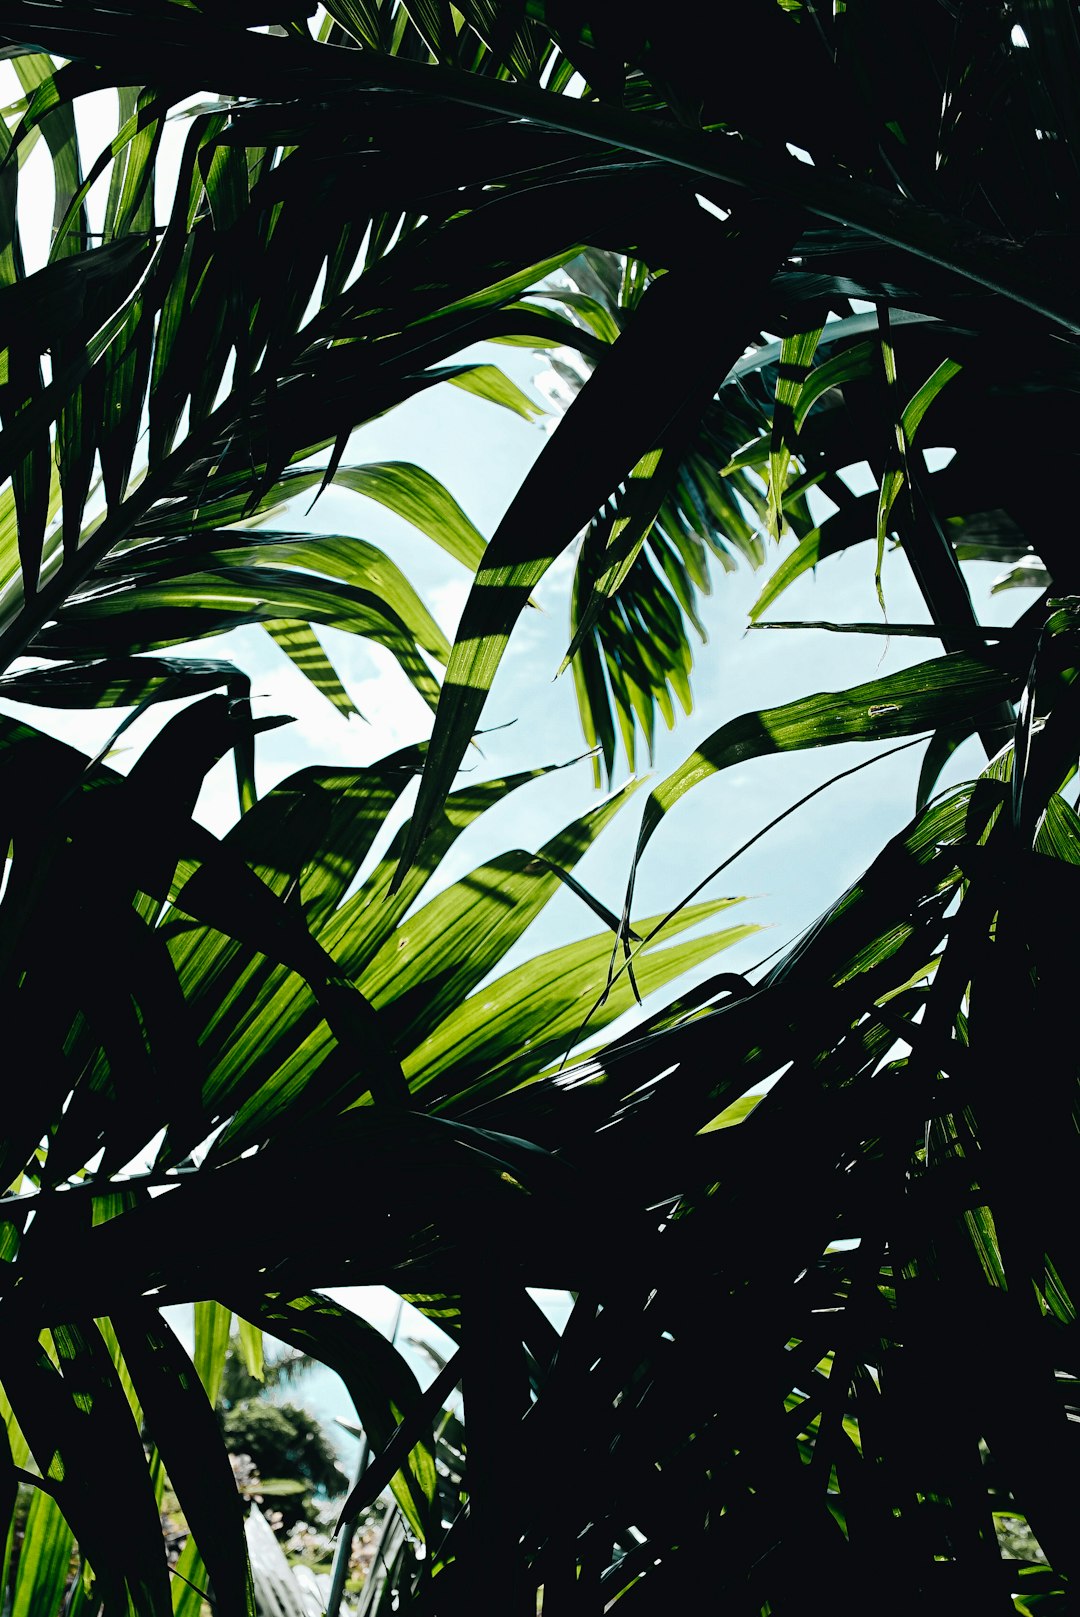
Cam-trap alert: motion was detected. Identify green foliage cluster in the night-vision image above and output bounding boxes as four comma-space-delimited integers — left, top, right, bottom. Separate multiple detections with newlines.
0, 3, 1076, 1616
221, 1401, 347, 1505
214, 1333, 346, 1534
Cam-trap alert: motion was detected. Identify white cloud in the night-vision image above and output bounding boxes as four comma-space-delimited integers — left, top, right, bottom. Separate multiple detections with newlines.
427, 576, 471, 640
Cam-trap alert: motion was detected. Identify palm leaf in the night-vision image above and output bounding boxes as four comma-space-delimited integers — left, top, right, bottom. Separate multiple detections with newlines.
0, 7, 1078, 1614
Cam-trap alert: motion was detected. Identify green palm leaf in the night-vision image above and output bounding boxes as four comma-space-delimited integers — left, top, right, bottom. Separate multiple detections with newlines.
0, 6, 1078, 1613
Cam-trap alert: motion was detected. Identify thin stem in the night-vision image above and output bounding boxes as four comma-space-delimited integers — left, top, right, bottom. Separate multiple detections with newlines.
563, 733, 928, 1064
325, 1297, 404, 1617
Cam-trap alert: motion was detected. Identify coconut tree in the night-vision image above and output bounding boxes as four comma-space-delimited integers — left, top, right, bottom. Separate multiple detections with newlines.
0, 2, 1077, 1613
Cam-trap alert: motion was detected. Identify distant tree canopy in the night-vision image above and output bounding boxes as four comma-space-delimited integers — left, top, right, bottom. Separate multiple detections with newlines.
221, 1401, 348, 1499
